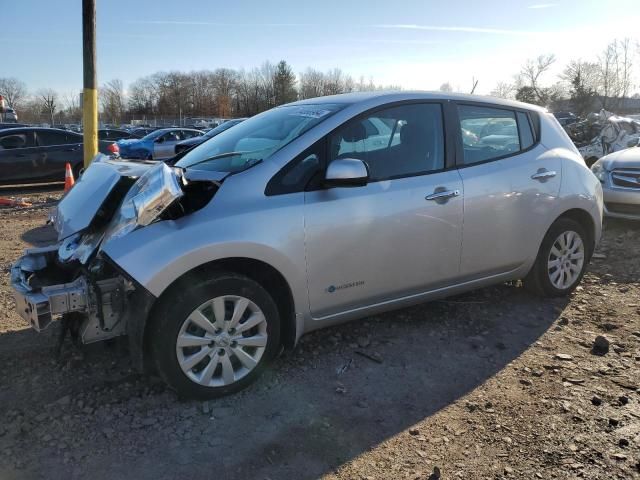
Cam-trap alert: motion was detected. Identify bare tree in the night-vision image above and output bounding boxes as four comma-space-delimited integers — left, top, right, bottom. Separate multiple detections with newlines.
517, 54, 556, 105
299, 68, 325, 99
0, 77, 27, 110
490, 81, 515, 99
61, 92, 82, 122
439, 82, 453, 92
598, 38, 635, 108
38, 89, 58, 125
561, 60, 600, 115
101, 79, 125, 124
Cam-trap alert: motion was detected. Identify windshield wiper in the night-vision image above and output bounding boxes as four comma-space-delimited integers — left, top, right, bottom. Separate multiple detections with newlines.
182, 151, 249, 169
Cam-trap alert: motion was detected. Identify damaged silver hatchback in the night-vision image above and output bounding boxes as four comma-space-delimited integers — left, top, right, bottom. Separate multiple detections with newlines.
11, 92, 603, 398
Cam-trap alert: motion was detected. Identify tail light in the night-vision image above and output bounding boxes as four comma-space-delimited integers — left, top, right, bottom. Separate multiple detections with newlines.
107, 143, 119, 154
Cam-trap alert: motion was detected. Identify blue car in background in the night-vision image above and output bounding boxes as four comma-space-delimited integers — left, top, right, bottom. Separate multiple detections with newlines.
117, 128, 203, 160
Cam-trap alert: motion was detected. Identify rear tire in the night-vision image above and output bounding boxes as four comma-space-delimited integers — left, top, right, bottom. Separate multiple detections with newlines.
150, 272, 280, 399
524, 218, 590, 297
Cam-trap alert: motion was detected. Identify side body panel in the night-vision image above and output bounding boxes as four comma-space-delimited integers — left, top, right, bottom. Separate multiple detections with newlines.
457, 144, 562, 279
304, 170, 463, 318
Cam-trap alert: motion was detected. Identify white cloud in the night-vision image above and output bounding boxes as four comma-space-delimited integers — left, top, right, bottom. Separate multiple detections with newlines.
374, 24, 543, 36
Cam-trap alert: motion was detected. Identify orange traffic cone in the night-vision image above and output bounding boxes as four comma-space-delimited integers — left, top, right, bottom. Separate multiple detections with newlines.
64, 163, 75, 192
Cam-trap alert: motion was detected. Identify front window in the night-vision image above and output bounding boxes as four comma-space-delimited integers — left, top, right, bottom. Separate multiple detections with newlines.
175, 104, 344, 173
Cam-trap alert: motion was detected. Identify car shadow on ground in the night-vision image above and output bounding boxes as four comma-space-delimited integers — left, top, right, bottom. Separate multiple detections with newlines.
0, 282, 569, 479
20, 224, 58, 246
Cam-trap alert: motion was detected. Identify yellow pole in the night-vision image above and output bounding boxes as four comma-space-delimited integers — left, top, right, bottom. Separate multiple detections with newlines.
82, 0, 98, 169
83, 88, 98, 168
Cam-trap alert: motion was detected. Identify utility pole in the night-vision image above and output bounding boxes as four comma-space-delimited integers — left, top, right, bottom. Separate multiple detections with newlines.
82, 0, 98, 168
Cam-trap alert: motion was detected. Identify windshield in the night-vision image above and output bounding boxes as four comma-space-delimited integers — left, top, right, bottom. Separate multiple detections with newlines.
141, 129, 166, 141
176, 104, 344, 173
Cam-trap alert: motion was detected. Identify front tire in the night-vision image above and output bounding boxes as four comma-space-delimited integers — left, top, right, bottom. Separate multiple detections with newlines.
524, 218, 590, 297
150, 272, 281, 399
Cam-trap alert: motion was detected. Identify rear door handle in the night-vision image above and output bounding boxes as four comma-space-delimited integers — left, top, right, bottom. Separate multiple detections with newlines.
531, 169, 557, 181
425, 189, 460, 201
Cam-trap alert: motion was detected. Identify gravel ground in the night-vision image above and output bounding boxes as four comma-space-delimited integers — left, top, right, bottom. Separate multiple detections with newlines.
0, 187, 638, 480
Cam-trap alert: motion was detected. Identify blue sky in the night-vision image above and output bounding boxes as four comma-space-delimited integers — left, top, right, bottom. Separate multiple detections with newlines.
4, 0, 640, 96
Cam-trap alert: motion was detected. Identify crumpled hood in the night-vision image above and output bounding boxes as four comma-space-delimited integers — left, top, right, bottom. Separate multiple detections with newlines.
54, 156, 155, 240
599, 148, 640, 171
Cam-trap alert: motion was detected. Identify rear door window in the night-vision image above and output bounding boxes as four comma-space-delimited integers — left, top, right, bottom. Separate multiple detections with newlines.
516, 112, 535, 150
458, 105, 521, 165
36, 130, 78, 146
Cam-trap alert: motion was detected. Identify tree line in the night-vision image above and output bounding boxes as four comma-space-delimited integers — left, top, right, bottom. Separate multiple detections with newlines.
485, 38, 637, 116
0, 60, 399, 125
1, 40, 638, 126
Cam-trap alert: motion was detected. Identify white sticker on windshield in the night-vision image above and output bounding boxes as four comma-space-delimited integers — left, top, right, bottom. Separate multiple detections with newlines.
289, 108, 333, 119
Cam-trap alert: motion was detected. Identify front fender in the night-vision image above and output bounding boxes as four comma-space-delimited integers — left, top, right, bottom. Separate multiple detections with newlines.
100, 201, 308, 315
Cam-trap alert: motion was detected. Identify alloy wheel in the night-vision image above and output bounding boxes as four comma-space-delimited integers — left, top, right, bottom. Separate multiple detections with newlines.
547, 230, 585, 290
176, 295, 268, 387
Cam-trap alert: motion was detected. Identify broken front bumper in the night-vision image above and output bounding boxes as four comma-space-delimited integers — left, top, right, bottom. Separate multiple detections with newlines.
10, 246, 128, 343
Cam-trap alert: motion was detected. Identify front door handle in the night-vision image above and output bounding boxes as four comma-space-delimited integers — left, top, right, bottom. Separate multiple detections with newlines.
425, 189, 460, 201
531, 169, 557, 181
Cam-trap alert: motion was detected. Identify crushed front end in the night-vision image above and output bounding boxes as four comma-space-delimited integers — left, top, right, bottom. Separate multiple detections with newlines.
10, 155, 225, 367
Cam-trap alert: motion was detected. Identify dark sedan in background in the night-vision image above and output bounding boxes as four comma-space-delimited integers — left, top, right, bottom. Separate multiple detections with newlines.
174, 118, 246, 154
0, 128, 117, 185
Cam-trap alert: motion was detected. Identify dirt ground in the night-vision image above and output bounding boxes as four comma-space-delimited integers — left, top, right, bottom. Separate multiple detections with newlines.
0, 186, 638, 480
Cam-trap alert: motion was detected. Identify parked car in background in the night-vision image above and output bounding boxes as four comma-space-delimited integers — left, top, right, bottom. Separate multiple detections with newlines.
553, 111, 577, 127
174, 118, 246, 155
98, 128, 143, 141
129, 126, 159, 138
591, 147, 640, 220
3, 107, 18, 123
10, 92, 602, 399
117, 128, 204, 160
0, 127, 118, 184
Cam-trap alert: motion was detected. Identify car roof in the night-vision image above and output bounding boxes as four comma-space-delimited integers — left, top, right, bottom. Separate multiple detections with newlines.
288, 90, 547, 113
0, 127, 81, 134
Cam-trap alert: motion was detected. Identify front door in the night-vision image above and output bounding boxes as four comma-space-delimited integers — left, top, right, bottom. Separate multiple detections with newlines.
153, 131, 181, 160
304, 102, 463, 318
0, 130, 39, 183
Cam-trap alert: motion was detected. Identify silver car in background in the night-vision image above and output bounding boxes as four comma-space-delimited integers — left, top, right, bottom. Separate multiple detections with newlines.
591, 147, 640, 220
11, 92, 603, 398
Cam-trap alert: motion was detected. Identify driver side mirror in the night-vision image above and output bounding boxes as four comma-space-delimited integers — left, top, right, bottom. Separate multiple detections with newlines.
155, 136, 165, 144
324, 158, 369, 188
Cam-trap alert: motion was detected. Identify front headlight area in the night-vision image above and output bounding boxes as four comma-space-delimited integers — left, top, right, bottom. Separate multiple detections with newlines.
591, 161, 608, 183
102, 162, 184, 245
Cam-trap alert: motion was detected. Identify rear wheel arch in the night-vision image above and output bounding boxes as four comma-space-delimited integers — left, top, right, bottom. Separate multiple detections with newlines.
142, 257, 297, 370
555, 208, 596, 256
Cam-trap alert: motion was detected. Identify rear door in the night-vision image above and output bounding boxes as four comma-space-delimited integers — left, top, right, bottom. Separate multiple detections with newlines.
303, 102, 463, 318
0, 130, 38, 184
34, 130, 83, 181
455, 103, 562, 280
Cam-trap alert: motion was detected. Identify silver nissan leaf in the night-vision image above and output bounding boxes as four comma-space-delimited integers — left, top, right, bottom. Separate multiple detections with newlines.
11, 92, 603, 398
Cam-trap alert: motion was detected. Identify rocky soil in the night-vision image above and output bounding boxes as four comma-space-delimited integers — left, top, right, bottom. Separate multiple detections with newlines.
0, 187, 638, 479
